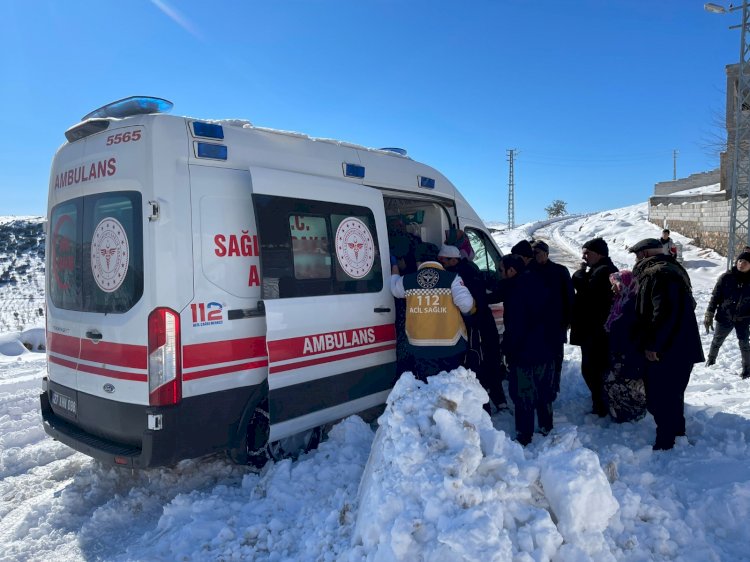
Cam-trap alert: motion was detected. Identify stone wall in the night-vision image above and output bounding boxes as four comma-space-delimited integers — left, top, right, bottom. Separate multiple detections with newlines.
653, 169, 720, 196
648, 191, 749, 258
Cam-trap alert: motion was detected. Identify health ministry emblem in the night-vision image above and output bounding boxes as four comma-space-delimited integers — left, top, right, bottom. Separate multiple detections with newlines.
91, 217, 129, 293
335, 217, 375, 279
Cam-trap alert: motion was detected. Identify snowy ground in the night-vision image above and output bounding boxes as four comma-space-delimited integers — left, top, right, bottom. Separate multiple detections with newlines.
1, 203, 749, 561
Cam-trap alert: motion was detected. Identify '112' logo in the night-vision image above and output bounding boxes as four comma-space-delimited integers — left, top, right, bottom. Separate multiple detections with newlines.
191, 302, 223, 326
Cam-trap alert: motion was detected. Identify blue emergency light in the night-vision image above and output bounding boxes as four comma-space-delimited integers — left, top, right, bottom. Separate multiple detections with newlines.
196, 142, 228, 160
419, 176, 436, 189
82, 96, 174, 121
344, 163, 365, 178
192, 121, 225, 139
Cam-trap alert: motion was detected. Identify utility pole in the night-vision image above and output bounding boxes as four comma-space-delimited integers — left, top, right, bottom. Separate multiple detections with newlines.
707, 0, 750, 267
507, 149, 517, 229
728, 1, 750, 267
673, 149, 678, 181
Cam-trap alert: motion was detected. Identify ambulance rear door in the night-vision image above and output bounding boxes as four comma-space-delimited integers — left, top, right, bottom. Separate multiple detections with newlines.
250, 167, 396, 441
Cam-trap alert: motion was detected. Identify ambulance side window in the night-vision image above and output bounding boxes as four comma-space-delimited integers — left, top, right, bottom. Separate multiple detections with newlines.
465, 228, 502, 276
255, 195, 382, 298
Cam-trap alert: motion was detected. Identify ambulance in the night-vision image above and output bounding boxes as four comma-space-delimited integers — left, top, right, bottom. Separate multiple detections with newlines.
40, 96, 505, 468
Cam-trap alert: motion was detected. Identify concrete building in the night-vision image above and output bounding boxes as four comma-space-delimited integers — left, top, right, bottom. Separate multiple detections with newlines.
648, 64, 744, 257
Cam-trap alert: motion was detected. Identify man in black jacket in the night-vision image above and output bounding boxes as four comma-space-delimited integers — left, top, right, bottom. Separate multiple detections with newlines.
531, 240, 574, 398
500, 254, 558, 445
439, 244, 507, 410
570, 237, 618, 416
704, 251, 750, 378
630, 238, 704, 450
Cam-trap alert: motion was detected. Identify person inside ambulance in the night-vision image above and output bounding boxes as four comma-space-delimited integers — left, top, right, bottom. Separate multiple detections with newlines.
388, 216, 423, 375
390, 242, 475, 382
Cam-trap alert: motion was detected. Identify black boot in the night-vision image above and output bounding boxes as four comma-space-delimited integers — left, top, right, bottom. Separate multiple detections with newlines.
705, 346, 720, 367
740, 347, 750, 379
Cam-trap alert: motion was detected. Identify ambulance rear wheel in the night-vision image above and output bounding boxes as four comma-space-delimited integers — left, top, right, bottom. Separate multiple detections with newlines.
247, 404, 272, 469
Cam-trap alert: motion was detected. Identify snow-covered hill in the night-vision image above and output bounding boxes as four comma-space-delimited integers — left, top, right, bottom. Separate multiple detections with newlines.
0, 216, 45, 334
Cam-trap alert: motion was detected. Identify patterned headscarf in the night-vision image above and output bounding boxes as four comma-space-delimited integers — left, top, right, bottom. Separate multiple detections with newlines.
605, 270, 637, 332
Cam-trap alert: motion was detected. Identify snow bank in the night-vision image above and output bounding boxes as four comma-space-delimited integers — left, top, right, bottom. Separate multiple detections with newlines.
0, 328, 45, 358
353, 368, 619, 561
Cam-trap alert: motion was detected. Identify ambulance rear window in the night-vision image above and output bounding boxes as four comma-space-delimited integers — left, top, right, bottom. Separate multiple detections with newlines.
49, 191, 143, 313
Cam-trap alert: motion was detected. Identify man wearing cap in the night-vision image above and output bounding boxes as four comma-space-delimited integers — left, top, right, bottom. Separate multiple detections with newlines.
439, 243, 508, 411
704, 251, 750, 378
630, 238, 703, 450
531, 240, 574, 398
391, 243, 475, 382
570, 237, 618, 416
511, 239, 535, 266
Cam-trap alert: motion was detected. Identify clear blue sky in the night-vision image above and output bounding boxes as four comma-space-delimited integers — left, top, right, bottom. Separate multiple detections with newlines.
0, 0, 738, 223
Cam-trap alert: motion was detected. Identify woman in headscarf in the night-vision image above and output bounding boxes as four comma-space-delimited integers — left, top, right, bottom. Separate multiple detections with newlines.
603, 270, 647, 423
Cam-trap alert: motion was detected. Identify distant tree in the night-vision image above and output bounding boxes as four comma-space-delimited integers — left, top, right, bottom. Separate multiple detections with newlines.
545, 200, 568, 218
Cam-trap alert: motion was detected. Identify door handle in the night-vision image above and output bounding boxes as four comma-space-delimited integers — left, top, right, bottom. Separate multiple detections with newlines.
85, 330, 103, 341
374, 307, 391, 313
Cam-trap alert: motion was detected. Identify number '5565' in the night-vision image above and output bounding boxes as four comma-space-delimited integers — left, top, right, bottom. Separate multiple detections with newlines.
106, 130, 142, 145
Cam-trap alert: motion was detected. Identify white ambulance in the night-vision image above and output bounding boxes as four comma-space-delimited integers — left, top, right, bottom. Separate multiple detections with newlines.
40, 96, 504, 468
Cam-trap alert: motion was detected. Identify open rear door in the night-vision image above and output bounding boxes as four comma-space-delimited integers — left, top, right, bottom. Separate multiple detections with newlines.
251, 167, 397, 440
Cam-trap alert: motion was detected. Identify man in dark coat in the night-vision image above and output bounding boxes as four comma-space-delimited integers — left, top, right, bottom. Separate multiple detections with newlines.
704, 250, 750, 378
500, 254, 558, 445
570, 237, 618, 416
438, 244, 507, 410
630, 238, 704, 450
531, 240, 574, 398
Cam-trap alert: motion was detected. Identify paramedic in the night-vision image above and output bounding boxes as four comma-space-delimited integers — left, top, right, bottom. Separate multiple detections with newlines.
390, 243, 475, 382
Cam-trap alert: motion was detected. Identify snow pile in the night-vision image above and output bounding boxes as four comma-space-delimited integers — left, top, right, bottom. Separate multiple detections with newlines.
119, 416, 374, 561
0, 328, 45, 358
353, 368, 619, 561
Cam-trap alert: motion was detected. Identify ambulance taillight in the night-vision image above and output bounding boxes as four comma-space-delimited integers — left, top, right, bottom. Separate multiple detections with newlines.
147, 308, 182, 406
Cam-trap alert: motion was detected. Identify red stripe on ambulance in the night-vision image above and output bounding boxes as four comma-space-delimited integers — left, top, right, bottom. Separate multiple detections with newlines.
47, 332, 80, 359
183, 336, 267, 369
269, 342, 396, 374
80, 339, 147, 369
267, 324, 396, 363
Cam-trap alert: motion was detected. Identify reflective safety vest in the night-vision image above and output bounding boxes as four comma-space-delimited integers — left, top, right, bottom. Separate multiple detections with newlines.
402, 262, 468, 357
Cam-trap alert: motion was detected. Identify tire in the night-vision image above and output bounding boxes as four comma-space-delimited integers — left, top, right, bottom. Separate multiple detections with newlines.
267, 425, 324, 462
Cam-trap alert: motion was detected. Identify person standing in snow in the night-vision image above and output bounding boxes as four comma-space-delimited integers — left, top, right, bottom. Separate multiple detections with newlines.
660, 229, 677, 259
570, 237, 618, 416
630, 238, 704, 450
602, 270, 646, 423
704, 251, 750, 379
499, 254, 557, 445
390, 243, 475, 382
438, 244, 507, 411
530, 240, 574, 398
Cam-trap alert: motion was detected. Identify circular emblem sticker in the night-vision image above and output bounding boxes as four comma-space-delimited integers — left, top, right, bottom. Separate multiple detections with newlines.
416, 268, 440, 289
91, 217, 129, 293
335, 217, 375, 279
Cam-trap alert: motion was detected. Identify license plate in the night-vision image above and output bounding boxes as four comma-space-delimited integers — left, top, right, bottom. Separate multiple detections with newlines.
51, 390, 77, 416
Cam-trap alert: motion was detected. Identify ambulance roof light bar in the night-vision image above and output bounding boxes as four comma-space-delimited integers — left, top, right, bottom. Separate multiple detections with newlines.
81, 96, 173, 121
